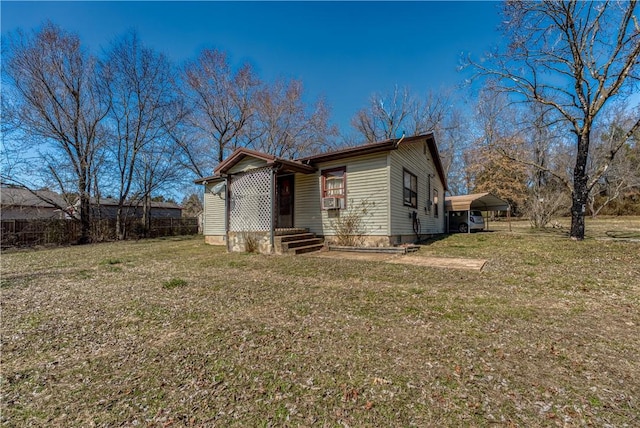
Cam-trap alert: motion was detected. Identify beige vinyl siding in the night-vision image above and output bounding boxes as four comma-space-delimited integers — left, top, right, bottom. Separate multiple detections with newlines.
227, 157, 268, 174
203, 181, 226, 237
294, 173, 322, 232
390, 141, 445, 236
295, 153, 390, 236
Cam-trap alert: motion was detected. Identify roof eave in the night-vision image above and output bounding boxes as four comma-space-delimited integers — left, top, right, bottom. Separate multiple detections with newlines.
299, 140, 397, 164
194, 174, 223, 185
214, 148, 277, 175
271, 159, 316, 174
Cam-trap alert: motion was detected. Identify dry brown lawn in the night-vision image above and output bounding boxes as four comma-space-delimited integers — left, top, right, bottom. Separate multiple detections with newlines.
1, 217, 639, 426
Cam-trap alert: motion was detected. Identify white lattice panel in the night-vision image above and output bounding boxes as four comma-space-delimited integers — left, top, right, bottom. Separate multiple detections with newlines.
228, 167, 272, 232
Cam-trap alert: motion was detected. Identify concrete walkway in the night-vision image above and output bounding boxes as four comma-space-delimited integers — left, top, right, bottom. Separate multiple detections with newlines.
309, 251, 487, 271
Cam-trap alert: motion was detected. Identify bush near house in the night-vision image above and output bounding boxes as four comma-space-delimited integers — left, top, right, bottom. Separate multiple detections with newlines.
2, 217, 639, 426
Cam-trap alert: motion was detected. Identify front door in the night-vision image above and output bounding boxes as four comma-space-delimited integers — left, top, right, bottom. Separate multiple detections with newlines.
276, 175, 294, 228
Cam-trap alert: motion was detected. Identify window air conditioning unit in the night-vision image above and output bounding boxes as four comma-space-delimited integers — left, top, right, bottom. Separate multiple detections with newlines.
322, 197, 342, 210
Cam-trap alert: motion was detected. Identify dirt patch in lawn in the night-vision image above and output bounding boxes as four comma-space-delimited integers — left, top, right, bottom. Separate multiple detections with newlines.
309, 250, 487, 271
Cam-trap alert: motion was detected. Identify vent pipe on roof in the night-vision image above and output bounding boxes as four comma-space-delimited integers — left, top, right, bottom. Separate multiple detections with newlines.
394, 131, 406, 148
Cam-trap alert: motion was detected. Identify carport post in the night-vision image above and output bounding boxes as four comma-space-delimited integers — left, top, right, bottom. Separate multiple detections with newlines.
467, 209, 471, 234
481, 201, 488, 231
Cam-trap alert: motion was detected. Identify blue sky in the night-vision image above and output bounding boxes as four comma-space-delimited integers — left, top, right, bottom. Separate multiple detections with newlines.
2, 1, 505, 136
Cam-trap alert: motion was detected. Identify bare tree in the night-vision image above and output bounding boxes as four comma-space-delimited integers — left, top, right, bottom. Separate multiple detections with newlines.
587, 105, 640, 217
351, 86, 449, 143
525, 102, 572, 227
0, 95, 30, 184
469, 1, 640, 240
525, 184, 571, 229
434, 104, 471, 195
182, 49, 259, 167
467, 141, 530, 214
470, 84, 573, 225
181, 193, 203, 218
351, 86, 413, 142
102, 31, 179, 239
252, 78, 338, 158
135, 135, 182, 234
2, 22, 109, 243
410, 90, 450, 137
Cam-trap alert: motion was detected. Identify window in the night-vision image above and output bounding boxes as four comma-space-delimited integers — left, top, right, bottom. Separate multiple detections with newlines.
403, 169, 417, 208
322, 166, 346, 199
433, 189, 439, 217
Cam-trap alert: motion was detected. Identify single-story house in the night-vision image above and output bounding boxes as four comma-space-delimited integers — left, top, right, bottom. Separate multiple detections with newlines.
195, 133, 447, 254
0, 187, 72, 220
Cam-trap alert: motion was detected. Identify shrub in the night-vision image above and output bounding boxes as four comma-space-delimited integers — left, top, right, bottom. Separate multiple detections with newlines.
242, 232, 259, 253
329, 199, 374, 246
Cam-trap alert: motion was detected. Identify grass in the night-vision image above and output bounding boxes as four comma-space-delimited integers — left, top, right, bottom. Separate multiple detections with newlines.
1, 219, 639, 427
162, 278, 188, 290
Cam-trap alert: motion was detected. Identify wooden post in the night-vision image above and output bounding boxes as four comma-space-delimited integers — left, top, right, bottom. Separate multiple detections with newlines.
270, 167, 276, 253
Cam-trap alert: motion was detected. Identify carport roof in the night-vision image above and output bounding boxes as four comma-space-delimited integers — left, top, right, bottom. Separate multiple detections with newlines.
445, 193, 510, 212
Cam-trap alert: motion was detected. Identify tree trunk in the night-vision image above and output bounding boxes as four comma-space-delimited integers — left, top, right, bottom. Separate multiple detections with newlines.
570, 133, 590, 240
142, 195, 151, 237
79, 192, 92, 244
116, 206, 126, 240
77, 169, 92, 244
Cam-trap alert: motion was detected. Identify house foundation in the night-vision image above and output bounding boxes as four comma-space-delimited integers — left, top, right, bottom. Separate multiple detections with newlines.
204, 235, 226, 246
227, 231, 272, 253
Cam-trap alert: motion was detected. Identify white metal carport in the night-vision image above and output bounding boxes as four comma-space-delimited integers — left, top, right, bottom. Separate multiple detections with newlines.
445, 193, 511, 233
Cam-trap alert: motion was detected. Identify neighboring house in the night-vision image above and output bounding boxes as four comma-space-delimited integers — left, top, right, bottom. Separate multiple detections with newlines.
0, 187, 182, 221
0, 187, 72, 220
85, 198, 183, 219
195, 133, 447, 253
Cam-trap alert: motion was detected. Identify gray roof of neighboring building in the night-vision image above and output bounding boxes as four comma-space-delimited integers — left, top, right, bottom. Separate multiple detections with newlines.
1, 187, 70, 209
0, 187, 182, 210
